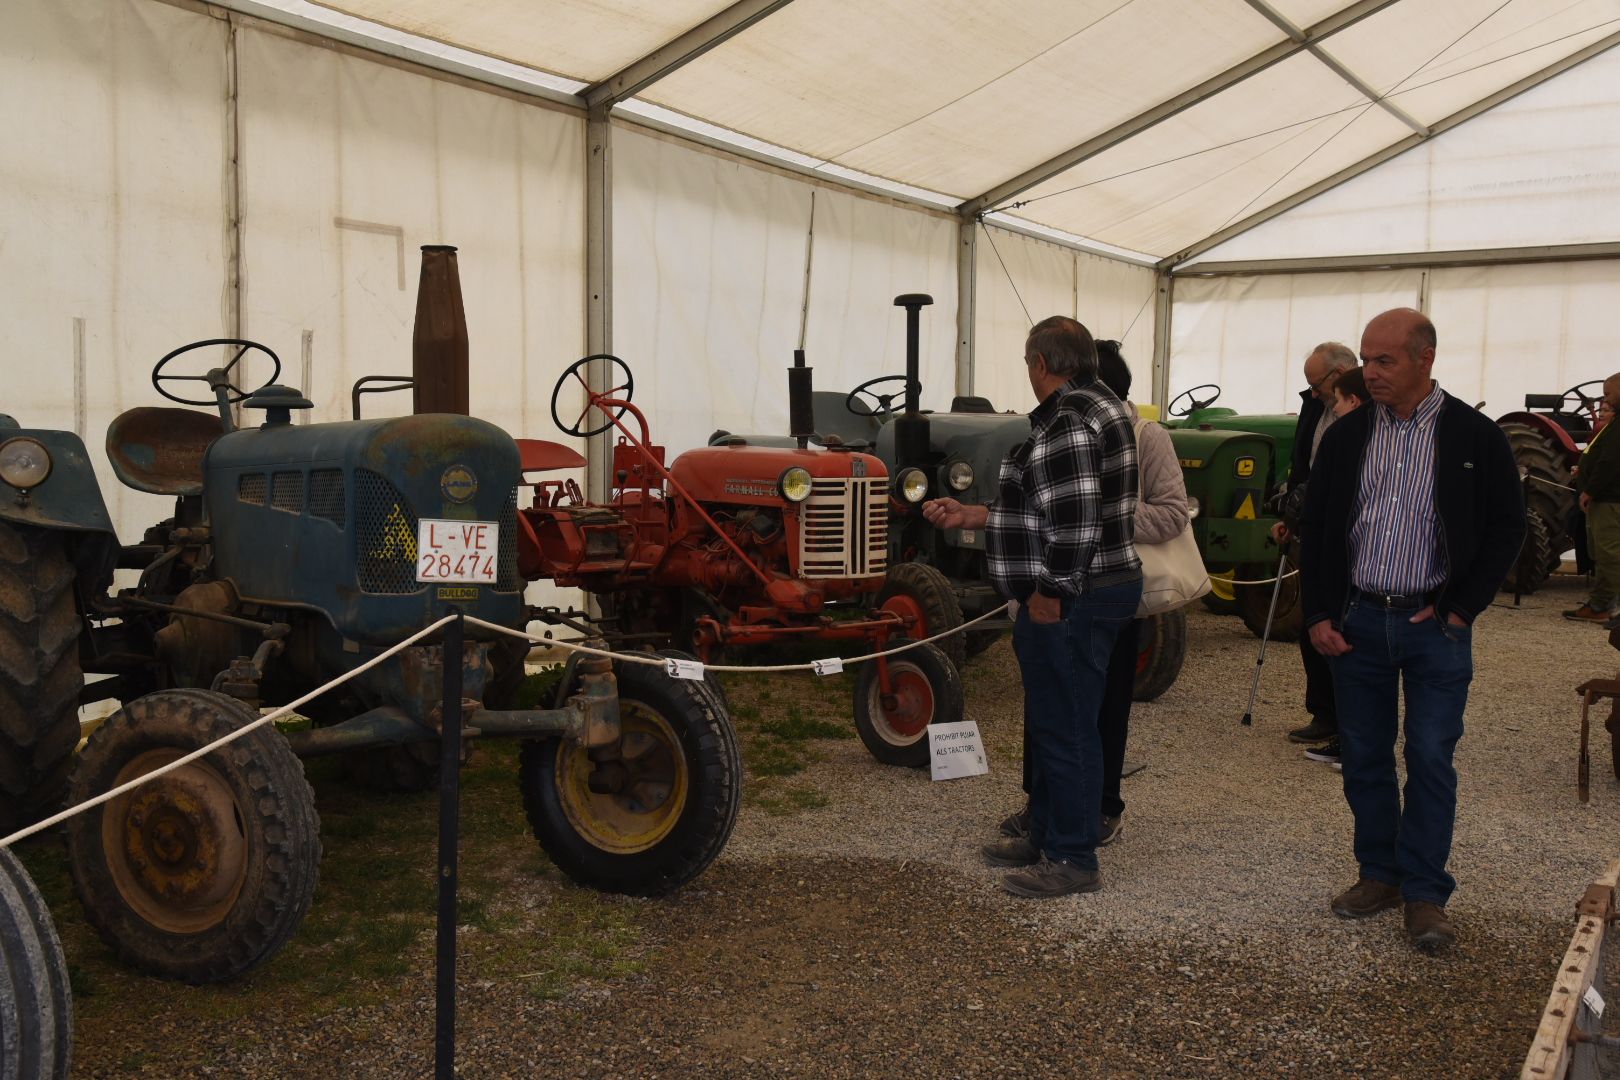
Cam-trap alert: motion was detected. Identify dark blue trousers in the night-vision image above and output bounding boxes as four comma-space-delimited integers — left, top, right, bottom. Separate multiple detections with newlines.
1328, 600, 1473, 906
1012, 580, 1142, 870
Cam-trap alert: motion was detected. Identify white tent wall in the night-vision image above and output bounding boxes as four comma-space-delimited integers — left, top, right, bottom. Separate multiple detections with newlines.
235, 22, 589, 609
1, 0, 231, 545
1427, 260, 1620, 412
612, 126, 958, 456
973, 227, 1157, 412
1167, 271, 1423, 413
1191, 47, 1620, 264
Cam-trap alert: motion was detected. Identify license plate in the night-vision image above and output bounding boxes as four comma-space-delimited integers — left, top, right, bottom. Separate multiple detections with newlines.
415, 520, 500, 584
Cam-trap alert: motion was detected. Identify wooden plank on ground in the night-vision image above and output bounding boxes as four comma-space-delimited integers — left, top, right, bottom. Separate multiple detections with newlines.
1521, 859, 1620, 1080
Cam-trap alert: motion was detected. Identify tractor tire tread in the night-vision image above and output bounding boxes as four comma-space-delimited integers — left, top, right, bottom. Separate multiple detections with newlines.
877, 563, 967, 669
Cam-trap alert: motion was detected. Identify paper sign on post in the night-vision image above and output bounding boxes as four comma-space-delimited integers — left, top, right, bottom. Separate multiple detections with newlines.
1584, 985, 1606, 1018
928, 720, 988, 781
811, 657, 844, 676
416, 520, 500, 584
665, 658, 707, 681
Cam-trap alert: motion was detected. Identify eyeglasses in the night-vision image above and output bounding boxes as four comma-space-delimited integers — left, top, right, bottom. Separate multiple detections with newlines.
1308, 370, 1341, 393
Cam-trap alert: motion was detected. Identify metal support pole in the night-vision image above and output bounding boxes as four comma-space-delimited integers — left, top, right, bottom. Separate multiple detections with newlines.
1150, 271, 1174, 411
955, 217, 976, 398
434, 611, 465, 1080
585, 106, 614, 506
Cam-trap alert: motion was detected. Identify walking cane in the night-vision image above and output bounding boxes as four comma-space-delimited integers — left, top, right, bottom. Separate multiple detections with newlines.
1241, 552, 1291, 726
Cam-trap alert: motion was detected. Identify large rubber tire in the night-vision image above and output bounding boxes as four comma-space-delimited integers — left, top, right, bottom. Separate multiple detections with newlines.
0, 521, 84, 835
876, 563, 966, 669
1236, 563, 1301, 643
1500, 421, 1576, 570
519, 657, 740, 896
65, 689, 321, 984
852, 641, 965, 768
1501, 508, 1554, 595
1133, 609, 1187, 703
0, 846, 72, 1080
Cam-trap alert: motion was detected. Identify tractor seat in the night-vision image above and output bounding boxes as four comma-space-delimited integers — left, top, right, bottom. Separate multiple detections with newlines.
951, 395, 996, 413
517, 438, 587, 473
106, 406, 223, 497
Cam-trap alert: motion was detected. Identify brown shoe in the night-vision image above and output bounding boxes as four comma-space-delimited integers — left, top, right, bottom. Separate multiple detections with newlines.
982, 837, 1038, 868
1564, 604, 1611, 623
1330, 878, 1402, 919
1001, 858, 1100, 899
1404, 901, 1456, 951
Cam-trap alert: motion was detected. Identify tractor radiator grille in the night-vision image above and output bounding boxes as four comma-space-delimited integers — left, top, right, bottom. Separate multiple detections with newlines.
495, 485, 520, 592
238, 473, 267, 505
309, 469, 345, 526
355, 469, 419, 594
271, 471, 304, 514
799, 477, 887, 579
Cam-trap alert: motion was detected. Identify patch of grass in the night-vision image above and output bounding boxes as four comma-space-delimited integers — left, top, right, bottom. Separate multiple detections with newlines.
748, 740, 809, 777
759, 706, 851, 742
750, 786, 831, 817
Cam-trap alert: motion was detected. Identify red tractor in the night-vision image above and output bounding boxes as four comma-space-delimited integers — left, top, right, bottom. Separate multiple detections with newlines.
512, 355, 964, 767
1497, 381, 1603, 592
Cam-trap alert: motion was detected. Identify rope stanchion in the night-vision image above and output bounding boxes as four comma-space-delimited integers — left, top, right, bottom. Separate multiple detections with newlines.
0, 613, 458, 851
435, 611, 464, 1080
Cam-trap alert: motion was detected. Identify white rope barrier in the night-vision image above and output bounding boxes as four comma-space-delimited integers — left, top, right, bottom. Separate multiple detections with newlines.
1527, 474, 1579, 494
0, 614, 458, 851
1210, 569, 1299, 588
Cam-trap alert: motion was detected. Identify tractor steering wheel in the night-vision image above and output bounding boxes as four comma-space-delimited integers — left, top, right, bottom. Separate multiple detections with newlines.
551, 354, 635, 438
1167, 383, 1221, 418
846, 375, 920, 419
152, 338, 282, 407
1563, 380, 1606, 418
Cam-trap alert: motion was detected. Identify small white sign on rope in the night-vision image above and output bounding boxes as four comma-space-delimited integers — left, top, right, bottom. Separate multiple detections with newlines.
929, 720, 988, 781
811, 657, 844, 676
1584, 985, 1606, 1018
665, 658, 707, 681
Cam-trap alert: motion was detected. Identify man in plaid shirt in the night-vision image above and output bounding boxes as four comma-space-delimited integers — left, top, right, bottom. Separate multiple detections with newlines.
923, 316, 1142, 898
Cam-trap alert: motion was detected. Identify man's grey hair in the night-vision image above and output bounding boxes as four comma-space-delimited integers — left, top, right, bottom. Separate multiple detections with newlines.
1026, 316, 1098, 381
1312, 342, 1356, 372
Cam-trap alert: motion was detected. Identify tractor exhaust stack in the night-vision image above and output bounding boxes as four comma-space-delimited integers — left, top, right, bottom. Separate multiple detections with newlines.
789, 349, 815, 451
892, 293, 933, 469
412, 245, 470, 416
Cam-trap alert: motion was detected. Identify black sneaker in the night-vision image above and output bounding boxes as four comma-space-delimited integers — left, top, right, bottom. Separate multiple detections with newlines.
1099, 814, 1123, 846
1304, 738, 1341, 767
998, 802, 1030, 839
1288, 718, 1337, 743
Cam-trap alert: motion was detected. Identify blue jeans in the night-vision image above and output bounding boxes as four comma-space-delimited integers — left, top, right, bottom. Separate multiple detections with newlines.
1328, 599, 1473, 906
1011, 580, 1142, 870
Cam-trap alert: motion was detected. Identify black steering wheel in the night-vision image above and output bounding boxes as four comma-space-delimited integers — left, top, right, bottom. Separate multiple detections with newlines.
1563, 380, 1606, 417
1167, 383, 1221, 418
846, 375, 920, 419
551, 354, 635, 438
152, 338, 282, 407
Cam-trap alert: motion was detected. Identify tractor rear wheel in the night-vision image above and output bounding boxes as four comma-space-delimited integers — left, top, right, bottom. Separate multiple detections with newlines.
1236, 562, 1301, 642
0, 846, 73, 1080
1500, 421, 1576, 585
876, 563, 966, 668
65, 689, 321, 983
519, 655, 740, 896
1502, 509, 1555, 595
1201, 567, 1239, 616
852, 641, 964, 768
1133, 609, 1187, 703
0, 521, 84, 835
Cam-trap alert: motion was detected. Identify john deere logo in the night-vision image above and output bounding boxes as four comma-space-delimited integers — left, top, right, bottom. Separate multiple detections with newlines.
1234, 456, 1256, 479
441, 465, 478, 503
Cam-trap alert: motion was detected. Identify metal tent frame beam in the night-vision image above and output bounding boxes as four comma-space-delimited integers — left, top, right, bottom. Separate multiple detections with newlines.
581, 0, 798, 110
956, 0, 1400, 219
1163, 28, 1620, 270
1176, 242, 1620, 277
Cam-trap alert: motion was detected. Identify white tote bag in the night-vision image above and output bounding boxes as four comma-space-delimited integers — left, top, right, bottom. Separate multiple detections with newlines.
1132, 419, 1212, 617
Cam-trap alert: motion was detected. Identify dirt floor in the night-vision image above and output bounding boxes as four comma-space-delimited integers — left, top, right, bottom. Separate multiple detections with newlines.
20, 573, 1620, 1078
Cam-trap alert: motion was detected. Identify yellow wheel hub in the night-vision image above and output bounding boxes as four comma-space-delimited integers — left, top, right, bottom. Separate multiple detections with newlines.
1209, 568, 1237, 601
556, 703, 688, 855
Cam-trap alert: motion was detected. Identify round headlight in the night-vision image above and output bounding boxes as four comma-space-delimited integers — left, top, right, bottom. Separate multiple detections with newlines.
0, 438, 51, 491
1187, 496, 1201, 521
779, 466, 813, 503
896, 467, 929, 504
946, 460, 974, 492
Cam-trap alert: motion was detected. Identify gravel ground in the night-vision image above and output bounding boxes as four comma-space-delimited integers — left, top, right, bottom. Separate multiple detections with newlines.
67, 575, 1620, 1077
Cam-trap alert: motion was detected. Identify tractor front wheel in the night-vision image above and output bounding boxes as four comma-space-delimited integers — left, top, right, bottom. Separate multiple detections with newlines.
852, 641, 964, 768
0, 520, 85, 835
0, 846, 73, 1080
64, 690, 321, 983
876, 563, 966, 668
519, 655, 740, 896
1236, 563, 1302, 642
1133, 609, 1188, 703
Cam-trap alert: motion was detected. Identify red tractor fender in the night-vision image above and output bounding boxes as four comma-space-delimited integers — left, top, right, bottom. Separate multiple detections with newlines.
1495, 411, 1581, 464
516, 438, 587, 473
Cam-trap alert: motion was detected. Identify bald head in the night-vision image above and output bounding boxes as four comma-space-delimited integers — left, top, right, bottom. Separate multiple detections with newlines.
1360, 308, 1437, 418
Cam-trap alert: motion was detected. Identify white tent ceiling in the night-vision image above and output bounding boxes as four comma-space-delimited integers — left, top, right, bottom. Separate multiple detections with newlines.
309, 0, 1620, 263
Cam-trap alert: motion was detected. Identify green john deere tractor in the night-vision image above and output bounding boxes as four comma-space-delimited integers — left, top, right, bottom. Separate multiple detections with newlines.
1161, 383, 1300, 642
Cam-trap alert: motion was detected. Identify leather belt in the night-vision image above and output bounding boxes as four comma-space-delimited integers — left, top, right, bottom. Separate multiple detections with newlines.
1354, 589, 1433, 610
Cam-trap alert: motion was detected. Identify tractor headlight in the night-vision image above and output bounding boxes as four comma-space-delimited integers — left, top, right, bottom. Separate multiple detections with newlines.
1187, 496, 1201, 521
0, 438, 51, 490
896, 468, 929, 504
779, 466, 813, 503
946, 460, 974, 492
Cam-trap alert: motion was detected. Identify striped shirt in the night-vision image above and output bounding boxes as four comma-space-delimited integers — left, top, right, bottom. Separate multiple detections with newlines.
986, 376, 1140, 602
1350, 382, 1446, 594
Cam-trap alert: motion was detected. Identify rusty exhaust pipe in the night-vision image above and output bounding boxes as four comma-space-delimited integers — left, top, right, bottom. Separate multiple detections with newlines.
412, 245, 469, 415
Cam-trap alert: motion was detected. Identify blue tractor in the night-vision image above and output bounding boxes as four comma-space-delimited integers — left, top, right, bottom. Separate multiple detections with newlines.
0, 254, 739, 984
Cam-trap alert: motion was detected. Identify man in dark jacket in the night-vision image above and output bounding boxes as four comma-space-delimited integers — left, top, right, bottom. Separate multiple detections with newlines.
1564, 373, 1620, 622
1300, 308, 1525, 952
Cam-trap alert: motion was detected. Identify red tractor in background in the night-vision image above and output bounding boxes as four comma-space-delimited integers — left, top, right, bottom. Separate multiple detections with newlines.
1497, 380, 1604, 593
512, 353, 964, 767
